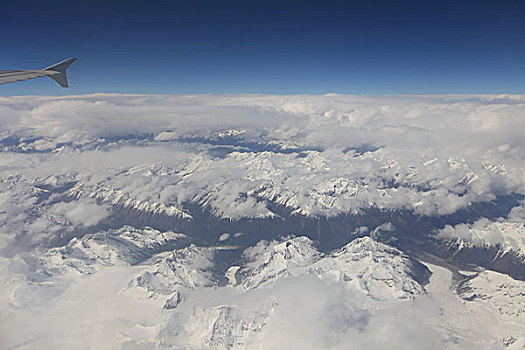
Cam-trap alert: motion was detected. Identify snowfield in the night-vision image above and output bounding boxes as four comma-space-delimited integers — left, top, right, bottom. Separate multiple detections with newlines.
1, 94, 524, 348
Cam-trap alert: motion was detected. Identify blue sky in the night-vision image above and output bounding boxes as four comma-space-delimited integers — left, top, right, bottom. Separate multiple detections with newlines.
1, 0, 524, 95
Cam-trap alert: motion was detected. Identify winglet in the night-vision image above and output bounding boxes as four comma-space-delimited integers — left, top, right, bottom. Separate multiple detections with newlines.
43, 58, 77, 88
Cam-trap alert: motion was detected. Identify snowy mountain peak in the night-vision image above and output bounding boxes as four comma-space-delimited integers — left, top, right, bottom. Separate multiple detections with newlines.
36, 226, 190, 276
132, 244, 222, 295
237, 235, 428, 303
237, 236, 323, 290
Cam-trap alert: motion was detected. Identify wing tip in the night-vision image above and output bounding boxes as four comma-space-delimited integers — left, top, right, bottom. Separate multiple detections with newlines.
44, 58, 77, 73
45, 58, 77, 87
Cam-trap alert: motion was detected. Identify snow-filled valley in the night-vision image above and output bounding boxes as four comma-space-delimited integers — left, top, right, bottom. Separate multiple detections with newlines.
1, 94, 524, 349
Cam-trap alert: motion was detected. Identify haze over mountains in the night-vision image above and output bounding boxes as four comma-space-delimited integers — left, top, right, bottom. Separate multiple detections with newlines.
1, 94, 524, 349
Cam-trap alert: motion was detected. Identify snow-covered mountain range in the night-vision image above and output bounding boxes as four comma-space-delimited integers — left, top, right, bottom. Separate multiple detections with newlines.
1, 94, 524, 348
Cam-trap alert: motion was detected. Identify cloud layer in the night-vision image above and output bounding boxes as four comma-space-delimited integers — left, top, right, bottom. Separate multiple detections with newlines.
1, 94, 524, 348
1, 94, 524, 244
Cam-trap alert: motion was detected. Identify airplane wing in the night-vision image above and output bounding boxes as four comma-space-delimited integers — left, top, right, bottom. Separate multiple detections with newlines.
0, 70, 52, 85
0, 58, 76, 87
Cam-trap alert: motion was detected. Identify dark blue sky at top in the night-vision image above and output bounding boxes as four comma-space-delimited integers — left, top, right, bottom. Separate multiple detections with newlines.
0, 0, 523, 95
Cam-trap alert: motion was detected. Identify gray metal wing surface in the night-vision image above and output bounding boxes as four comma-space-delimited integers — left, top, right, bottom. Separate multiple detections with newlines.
0, 58, 76, 87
